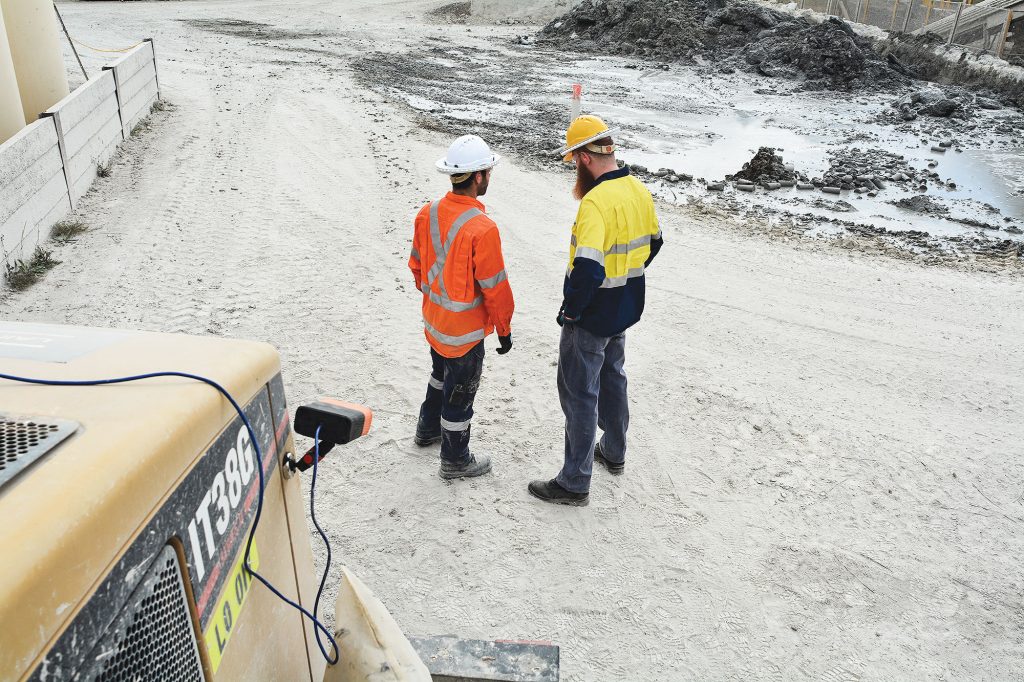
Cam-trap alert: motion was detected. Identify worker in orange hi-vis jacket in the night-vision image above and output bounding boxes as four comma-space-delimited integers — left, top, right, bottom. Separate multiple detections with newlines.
408, 134, 515, 480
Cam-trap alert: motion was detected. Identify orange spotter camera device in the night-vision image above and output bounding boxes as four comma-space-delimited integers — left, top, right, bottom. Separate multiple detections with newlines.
291, 398, 373, 472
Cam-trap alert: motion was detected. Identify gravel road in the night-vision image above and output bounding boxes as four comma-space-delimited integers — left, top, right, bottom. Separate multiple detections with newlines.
4, 1, 1023, 679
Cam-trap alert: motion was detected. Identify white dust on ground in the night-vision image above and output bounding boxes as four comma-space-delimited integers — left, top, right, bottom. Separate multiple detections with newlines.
6, 1, 1024, 679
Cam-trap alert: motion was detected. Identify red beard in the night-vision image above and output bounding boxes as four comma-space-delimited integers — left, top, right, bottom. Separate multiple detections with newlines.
573, 162, 598, 201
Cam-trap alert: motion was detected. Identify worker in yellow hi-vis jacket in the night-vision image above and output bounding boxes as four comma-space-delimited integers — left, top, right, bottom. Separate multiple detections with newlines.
529, 115, 663, 507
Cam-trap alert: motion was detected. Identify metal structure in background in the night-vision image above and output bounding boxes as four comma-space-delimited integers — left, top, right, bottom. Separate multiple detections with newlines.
948, 2, 967, 42
53, 2, 88, 81
797, 0, 1022, 60
998, 9, 1017, 56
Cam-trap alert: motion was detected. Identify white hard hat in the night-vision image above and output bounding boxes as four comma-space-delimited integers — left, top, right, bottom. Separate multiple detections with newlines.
436, 135, 500, 175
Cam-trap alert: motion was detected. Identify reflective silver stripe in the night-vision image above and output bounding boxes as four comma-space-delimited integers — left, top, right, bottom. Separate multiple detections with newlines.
605, 234, 652, 256
410, 246, 420, 261
631, 234, 654, 250
438, 262, 453, 301
447, 208, 483, 248
424, 320, 485, 346
428, 376, 444, 390
429, 206, 483, 281
427, 206, 484, 285
428, 201, 442, 261
422, 283, 483, 312
476, 270, 507, 289
444, 297, 482, 312
574, 246, 605, 264
600, 267, 645, 289
440, 296, 483, 312
427, 262, 442, 287
427, 202, 444, 284
441, 417, 471, 432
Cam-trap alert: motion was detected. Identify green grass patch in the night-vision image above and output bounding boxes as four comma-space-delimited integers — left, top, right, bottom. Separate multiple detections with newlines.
4, 246, 60, 291
51, 220, 88, 243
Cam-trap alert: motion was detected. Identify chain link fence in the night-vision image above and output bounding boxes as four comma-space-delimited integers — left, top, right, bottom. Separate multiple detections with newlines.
796, 0, 1021, 60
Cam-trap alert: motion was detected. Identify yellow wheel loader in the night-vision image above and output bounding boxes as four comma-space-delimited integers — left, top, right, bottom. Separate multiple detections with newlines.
0, 322, 558, 682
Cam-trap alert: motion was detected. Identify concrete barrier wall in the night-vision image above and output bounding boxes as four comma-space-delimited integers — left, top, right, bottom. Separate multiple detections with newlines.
0, 40, 159, 267
0, 117, 70, 260
104, 41, 159, 139
42, 70, 123, 205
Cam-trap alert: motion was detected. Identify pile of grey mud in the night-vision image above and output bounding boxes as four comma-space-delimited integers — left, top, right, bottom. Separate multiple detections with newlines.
539, 0, 912, 90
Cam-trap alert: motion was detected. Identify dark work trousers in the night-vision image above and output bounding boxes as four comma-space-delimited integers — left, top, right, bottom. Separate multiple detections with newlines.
555, 324, 629, 493
417, 341, 485, 466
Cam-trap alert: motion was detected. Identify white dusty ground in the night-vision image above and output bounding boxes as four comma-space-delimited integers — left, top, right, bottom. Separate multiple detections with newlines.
5, 1, 1024, 679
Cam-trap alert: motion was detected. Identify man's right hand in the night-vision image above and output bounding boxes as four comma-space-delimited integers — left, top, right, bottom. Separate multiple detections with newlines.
496, 335, 513, 355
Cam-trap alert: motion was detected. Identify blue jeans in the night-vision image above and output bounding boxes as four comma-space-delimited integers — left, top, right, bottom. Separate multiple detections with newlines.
556, 324, 629, 493
418, 342, 485, 466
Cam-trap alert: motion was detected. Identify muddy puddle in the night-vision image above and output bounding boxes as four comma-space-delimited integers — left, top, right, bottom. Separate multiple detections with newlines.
354, 42, 1023, 257
544, 59, 1023, 241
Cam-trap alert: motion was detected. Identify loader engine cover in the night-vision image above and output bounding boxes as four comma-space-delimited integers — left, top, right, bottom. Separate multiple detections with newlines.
0, 321, 326, 681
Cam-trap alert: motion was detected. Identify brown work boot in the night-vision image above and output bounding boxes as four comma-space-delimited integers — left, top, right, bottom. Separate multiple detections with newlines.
527, 479, 589, 506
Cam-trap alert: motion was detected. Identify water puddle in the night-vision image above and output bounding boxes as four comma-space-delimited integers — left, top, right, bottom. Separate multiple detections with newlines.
538, 56, 1024, 241
372, 43, 1022, 246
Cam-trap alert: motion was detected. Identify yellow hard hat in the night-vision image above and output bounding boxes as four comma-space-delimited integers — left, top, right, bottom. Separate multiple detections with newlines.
558, 115, 620, 162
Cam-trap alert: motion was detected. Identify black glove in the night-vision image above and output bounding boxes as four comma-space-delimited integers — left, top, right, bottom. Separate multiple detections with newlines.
496, 334, 513, 355
556, 307, 578, 327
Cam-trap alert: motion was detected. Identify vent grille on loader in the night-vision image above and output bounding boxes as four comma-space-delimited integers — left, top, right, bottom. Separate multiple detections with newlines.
75, 545, 206, 682
0, 415, 78, 489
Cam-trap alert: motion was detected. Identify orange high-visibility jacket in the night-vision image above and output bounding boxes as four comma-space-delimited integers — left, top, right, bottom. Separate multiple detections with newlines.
409, 193, 514, 358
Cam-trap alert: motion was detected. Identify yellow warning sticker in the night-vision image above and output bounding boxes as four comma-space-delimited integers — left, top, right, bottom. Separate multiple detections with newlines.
203, 541, 260, 674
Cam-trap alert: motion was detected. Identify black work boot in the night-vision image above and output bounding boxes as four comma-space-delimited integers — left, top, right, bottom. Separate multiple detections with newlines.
594, 442, 624, 475
439, 454, 492, 480
528, 479, 589, 506
414, 430, 442, 446
414, 418, 441, 446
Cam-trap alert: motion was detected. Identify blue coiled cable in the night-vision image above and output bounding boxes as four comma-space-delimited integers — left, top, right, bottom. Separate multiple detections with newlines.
0, 370, 340, 665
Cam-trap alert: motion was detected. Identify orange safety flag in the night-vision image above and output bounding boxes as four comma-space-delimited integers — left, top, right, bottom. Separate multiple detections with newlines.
409, 193, 514, 358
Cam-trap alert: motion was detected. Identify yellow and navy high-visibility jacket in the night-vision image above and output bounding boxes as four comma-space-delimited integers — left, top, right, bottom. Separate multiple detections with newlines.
563, 166, 662, 337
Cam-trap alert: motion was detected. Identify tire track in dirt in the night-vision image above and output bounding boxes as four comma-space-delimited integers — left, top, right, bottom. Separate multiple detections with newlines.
2, 2, 1023, 680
